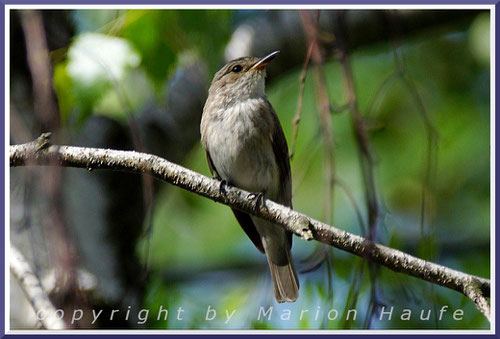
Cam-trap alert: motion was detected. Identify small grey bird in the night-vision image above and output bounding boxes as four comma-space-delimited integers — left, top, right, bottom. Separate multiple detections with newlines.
200, 51, 299, 303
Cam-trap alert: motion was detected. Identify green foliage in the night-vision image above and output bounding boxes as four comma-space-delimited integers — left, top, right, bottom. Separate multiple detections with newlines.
120, 10, 232, 92
53, 10, 232, 127
120, 11, 177, 91
53, 62, 75, 124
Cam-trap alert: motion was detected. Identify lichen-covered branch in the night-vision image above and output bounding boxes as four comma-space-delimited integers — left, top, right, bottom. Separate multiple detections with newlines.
10, 244, 66, 330
10, 135, 490, 320
463, 280, 491, 322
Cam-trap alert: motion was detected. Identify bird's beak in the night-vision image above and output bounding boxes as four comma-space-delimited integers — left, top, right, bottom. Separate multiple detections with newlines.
250, 51, 280, 70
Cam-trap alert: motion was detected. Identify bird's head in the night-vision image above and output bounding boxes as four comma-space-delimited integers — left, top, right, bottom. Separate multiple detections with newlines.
208, 51, 279, 103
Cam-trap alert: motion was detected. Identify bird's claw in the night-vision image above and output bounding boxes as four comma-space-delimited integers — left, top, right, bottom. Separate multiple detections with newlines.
248, 191, 267, 213
219, 179, 228, 195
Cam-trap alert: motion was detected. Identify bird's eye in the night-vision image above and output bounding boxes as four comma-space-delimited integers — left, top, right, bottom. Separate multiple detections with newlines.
231, 65, 242, 73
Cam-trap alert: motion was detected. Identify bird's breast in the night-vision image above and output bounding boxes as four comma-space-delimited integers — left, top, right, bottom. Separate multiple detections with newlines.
202, 98, 279, 196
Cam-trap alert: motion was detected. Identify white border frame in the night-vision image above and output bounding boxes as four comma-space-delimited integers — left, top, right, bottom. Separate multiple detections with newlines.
4, 3, 496, 335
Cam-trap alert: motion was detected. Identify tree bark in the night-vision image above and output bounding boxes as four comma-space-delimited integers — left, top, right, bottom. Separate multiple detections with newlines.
10, 134, 491, 321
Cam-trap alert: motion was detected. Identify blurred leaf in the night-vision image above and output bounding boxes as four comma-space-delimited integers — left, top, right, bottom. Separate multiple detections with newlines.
121, 11, 176, 91
53, 62, 75, 124
121, 10, 232, 93
54, 32, 142, 125
469, 12, 490, 66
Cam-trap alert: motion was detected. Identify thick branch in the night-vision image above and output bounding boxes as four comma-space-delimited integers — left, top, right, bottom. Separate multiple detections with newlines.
10, 244, 66, 330
10, 136, 490, 318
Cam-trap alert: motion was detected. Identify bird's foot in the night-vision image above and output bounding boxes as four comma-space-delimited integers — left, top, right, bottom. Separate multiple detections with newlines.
219, 179, 228, 195
247, 191, 267, 213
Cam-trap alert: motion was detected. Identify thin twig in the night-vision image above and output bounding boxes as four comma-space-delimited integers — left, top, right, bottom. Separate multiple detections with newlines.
365, 71, 401, 119
334, 177, 367, 237
338, 53, 379, 242
300, 10, 336, 226
10, 244, 66, 330
20, 11, 80, 320
341, 259, 364, 328
289, 35, 315, 160
19, 10, 59, 132
334, 13, 382, 327
385, 11, 441, 321
335, 12, 380, 241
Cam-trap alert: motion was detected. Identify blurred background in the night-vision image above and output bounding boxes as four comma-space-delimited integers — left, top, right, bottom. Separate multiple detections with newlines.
9, 9, 490, 330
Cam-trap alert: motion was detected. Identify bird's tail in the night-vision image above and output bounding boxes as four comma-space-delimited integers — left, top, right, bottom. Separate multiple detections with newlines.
266, 247, 299, 303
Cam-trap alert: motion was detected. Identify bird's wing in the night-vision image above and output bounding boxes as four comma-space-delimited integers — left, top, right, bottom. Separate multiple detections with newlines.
205, 150, 265, 254
267, 102, 294, 248
231, 209, 265, 253
205, 150, 220, 179
268, 103, 292, 208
